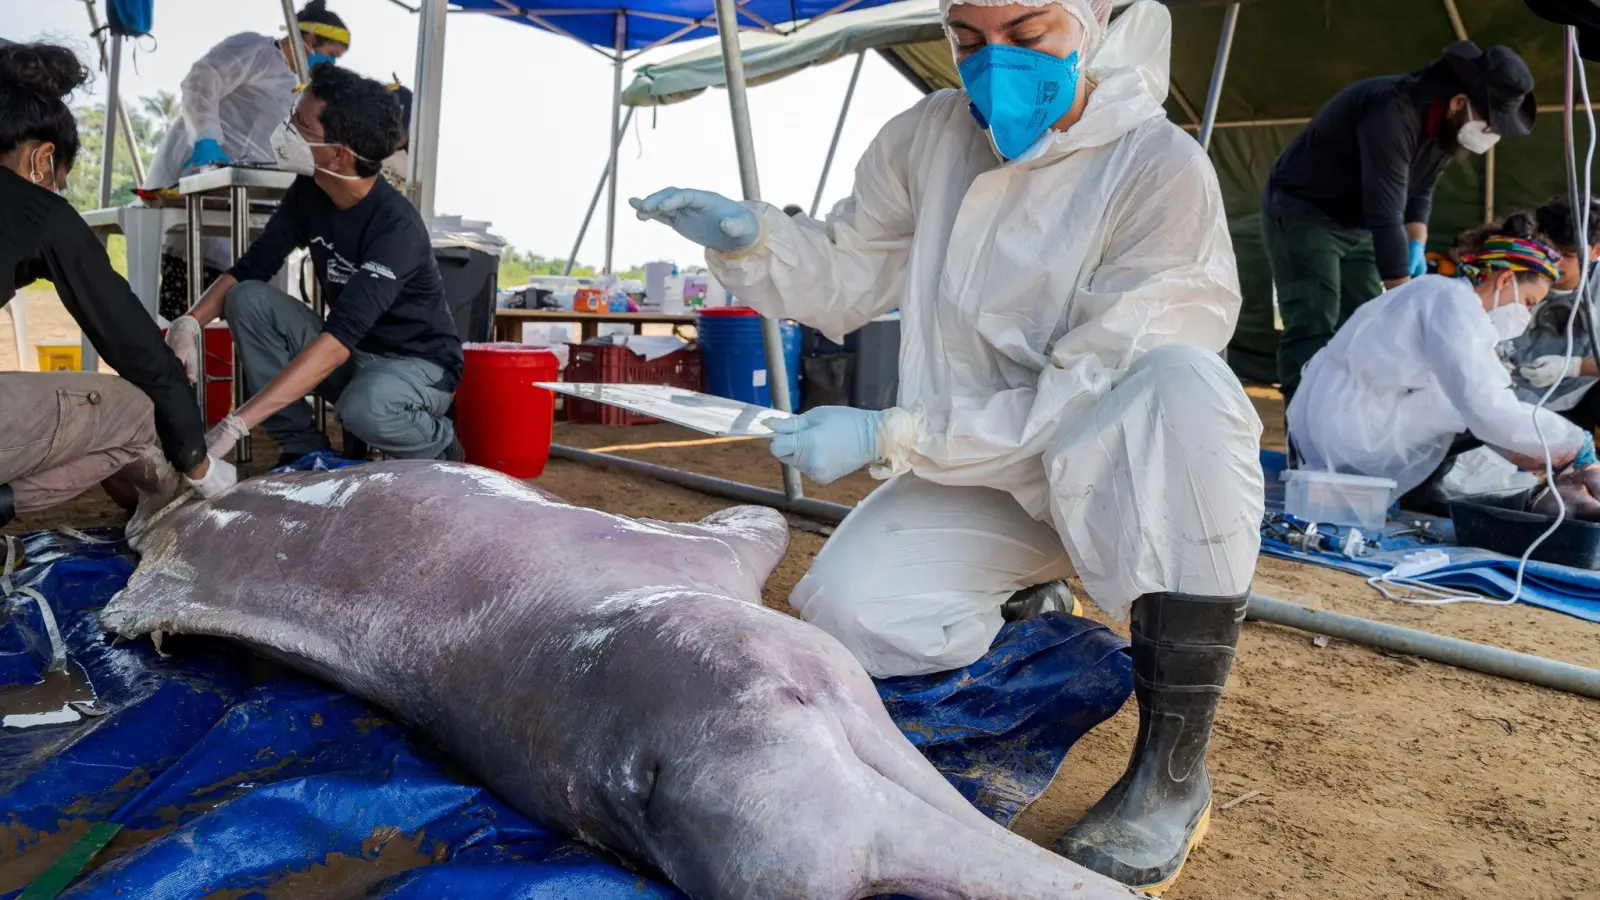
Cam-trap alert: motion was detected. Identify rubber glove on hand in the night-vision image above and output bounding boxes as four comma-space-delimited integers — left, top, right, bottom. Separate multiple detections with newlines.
768, 406, 882, 484
183, 138, 229, 172
205, 414, 249, 459
1576, 433, 1598, 468
165, 315, 203, 383
185, 455, 238, 499
629, 188, 760, 253
1408, 240, 1428, 278
1519, 355, 1584, 388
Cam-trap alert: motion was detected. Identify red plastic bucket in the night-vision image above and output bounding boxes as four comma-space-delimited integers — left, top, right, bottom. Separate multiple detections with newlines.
455, 343, 560, 478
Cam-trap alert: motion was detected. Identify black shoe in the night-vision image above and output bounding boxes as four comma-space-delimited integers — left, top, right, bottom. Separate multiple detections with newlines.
0, 483, 14, 528
1001, 580, 1072, 622
1054, 590, 1247, 893
439, 434, 466, 463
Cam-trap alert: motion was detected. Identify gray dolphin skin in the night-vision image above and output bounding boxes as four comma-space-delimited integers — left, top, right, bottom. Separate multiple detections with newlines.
100, 461, 1138, 900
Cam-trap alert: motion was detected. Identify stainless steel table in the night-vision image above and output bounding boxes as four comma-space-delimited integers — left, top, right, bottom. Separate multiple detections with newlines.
176, 167, 298, 464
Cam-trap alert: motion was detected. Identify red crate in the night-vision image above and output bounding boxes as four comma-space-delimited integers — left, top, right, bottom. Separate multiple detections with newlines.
562, 343, 704, 426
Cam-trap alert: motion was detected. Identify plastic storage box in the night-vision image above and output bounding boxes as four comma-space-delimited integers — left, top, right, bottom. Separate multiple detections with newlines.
562, 343, 704, 426
1449, 488, 1600, 569
1282, 469, 1397, 530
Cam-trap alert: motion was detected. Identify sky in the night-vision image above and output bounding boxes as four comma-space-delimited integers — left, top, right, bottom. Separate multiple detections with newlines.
6, 0, 925, 272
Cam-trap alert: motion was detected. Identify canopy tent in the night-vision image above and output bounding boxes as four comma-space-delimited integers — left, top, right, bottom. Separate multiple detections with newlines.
620, 0, 1600, 386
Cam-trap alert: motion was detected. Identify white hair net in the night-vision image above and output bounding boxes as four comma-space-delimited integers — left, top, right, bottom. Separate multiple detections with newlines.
940, 0, 1114, 50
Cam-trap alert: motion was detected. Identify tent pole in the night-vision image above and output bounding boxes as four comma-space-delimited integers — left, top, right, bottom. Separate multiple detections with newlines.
80, 0, 144, 189
98, 34, 123, 208
410, 0, 448, 226
566, 106, 635, 276
712, 0, 804, 502
1196, 2, 1240, 151
809, 51, 865, 218
279, 0, 311, 81
1484, 145, 1495, 221
604, 17, 627, 275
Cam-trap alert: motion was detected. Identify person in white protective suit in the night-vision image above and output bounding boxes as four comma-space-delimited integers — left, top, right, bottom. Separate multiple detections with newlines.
144, 1, 349, 321
631, 0, 1263, 891
1290, 217, 1594, 507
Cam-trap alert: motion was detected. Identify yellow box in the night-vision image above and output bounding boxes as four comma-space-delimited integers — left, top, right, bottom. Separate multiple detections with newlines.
36, 344, 82, 372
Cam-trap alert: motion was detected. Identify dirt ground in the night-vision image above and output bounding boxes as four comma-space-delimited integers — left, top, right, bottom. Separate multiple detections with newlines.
4, 297, 1598, 899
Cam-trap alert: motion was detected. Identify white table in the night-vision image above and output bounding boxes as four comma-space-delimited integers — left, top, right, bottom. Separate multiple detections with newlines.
176, 167, 298, 463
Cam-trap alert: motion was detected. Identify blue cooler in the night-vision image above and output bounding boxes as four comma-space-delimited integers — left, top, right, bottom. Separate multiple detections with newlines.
697, 307, 801, 407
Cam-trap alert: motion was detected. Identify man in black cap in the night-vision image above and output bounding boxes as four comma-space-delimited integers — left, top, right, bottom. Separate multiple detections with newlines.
1263, 41, 1538, 406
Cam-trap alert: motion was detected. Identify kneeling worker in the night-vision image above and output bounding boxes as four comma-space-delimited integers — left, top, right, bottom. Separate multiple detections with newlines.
1, 42, 235, 527
167, 65, 463, 466
634, 0, 1262, 891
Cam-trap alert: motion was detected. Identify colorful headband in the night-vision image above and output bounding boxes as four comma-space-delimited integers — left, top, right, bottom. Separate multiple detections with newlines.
299, 21, 350, 46
1458, 234, 1561, 283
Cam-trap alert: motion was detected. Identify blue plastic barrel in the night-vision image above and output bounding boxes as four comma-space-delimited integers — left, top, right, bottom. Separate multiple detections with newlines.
697, 307, 801, 407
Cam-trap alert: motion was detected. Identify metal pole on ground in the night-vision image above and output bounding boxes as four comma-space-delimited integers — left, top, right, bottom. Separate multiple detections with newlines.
810, 52, 865, 218
603, 16, 627, 275
409, 0, 448, 226
711, 0, 804, 502
186, 198, 206, 413
98, 34, 123, 208
230, 186, 253, 464
279, 0, 311, 81
565, 106, 635, 276
1196, 2, 1240, 151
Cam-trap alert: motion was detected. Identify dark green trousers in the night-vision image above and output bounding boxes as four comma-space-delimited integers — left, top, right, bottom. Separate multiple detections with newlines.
1261, 211, 1384, 400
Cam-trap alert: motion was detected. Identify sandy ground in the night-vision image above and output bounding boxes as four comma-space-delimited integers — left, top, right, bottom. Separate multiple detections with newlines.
0, 287, 86, 372
3, 294, 1598, 899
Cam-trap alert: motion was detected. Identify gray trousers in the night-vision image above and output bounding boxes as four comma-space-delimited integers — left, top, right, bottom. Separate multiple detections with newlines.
225, 280, 455, 460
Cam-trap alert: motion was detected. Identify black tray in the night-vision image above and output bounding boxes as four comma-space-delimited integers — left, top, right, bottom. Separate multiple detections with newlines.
1448, 488, 1600, 570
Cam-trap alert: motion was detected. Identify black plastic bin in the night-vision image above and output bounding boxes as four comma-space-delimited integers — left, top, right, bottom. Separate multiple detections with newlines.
1448, 487, 1600, 570
433, 243, 499, 343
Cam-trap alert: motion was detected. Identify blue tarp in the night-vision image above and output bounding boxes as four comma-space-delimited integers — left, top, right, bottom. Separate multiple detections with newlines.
451, 0, 905, 52
1260, 450, 1600, 622
1, 497, 1131, 897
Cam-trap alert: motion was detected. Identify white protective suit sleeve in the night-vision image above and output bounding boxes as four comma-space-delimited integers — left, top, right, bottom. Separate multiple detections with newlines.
180, 34, 288, 145
893, 137, 1240, 487
708, 102, 921, 340
1422, 306, 1586, 464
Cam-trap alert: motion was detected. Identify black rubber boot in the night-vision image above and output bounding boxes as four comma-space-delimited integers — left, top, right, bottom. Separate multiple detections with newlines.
0, 484, 14, 528
1001, 580, 1073, 622
1054, 590, 1247, 894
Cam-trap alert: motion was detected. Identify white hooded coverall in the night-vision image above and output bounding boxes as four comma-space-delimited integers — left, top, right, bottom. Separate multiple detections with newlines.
143, 33, 299, 191
708, 1, 1265, 678
1289, 274, 1586, 495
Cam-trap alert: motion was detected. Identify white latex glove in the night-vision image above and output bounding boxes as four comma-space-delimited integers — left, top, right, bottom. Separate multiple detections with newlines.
184, 455, 238, 498
1519, 355, 1584, 388
166, 315, 203, 383
205, 414, 250, 459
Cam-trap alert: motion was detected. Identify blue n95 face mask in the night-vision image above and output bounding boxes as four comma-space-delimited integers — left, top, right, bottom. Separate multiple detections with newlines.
307, 52, 337, 67
958, 44, 1081, 160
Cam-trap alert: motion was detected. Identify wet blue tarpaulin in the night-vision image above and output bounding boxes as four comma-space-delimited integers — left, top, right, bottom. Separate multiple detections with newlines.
1, 523, 1130, 898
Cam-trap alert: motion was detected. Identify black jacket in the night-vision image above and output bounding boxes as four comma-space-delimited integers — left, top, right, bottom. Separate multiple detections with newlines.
0, 168, 207, 473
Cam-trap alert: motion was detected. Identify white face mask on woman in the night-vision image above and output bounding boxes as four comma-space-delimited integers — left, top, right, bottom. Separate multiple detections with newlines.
1486, 281, 1532, 340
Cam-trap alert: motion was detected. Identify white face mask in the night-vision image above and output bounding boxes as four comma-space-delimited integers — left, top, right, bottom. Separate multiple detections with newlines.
269, 119, 364, 180
1458, 107, 1500, 155
1486, 281, 1532, 340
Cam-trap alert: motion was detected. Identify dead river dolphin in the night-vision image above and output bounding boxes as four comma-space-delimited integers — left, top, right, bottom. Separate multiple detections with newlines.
101, 461, 1136, 900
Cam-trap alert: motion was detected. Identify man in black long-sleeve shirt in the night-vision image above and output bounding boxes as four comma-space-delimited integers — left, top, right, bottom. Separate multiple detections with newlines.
0, 41, 235, 528
169, 64, 462, 465
1264, 41, 1537, 402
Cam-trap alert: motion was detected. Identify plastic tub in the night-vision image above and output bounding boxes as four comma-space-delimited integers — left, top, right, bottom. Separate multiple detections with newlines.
455, 343, 560, 478
696, 307, 801, 407
1282, 469, 1397, 530
1449, 488, 1600, 570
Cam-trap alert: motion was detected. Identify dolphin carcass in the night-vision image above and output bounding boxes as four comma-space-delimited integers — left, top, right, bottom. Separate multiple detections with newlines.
101, 461, 1136, 900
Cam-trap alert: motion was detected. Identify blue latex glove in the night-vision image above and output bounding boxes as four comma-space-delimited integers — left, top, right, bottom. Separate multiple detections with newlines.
183, 138, 229, 172
1408, 239, 1427, 278
1576, 433, 1597, 467
630, 188, 760, 253
768, 406, 883, 484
